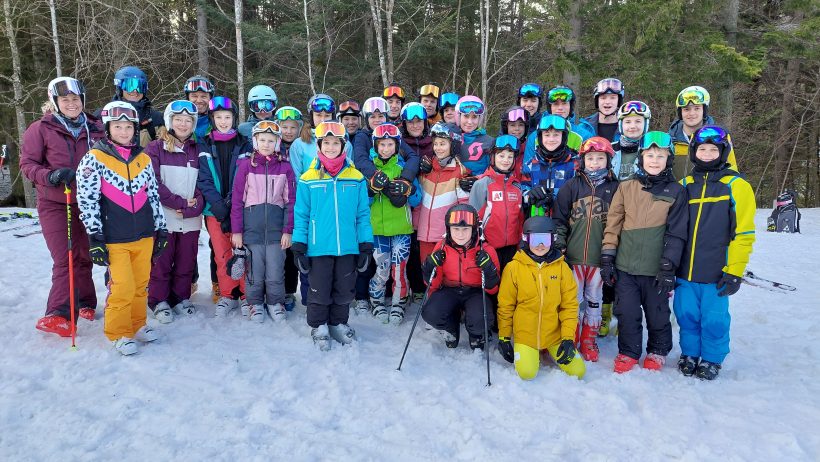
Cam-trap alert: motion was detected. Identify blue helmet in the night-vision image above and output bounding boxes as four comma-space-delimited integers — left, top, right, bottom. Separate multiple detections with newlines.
114, 66, 148, 98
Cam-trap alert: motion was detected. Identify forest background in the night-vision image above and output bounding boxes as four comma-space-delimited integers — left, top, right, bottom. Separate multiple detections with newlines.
0, 0, 817, 207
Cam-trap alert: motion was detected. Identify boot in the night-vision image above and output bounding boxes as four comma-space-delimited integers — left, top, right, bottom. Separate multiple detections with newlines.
113, 337, 138, 356
643, 353, 666, 371
695, 360, 721, 381
311, 324, 331, 351
613, 353, 638, 373
598, 303, 613, 337
135, 325, 159, 343
469, 335, 485, 351
35, 315, 72, 337
150, 301, 174, 324
578, 323, 600, 362
388, 296, 408, 325
438, 329, 459, 348
328, 323, 356, 344
370, 296, 389, 323
678, 355, 699, 377
211, 282, 220, 303
79, 307, 95, 321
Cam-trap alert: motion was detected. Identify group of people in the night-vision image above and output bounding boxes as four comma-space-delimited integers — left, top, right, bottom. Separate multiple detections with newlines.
20, 69, 755, 381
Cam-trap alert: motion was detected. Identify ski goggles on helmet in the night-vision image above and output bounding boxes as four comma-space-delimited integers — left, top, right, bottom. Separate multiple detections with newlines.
50, 78, 85, 97
594, 78, 623, 95
363, 98, 389, 115
383, 85, 405, 99
538, 114, 569, 132
117, 77, 147, 94
275, 107, 303, 121
252, 120, 281, 136
185, 78, 213, 94
640, 131, 673, 151
618, 101, 650, 119
518, 83, 543, 98
249, 99, 275, 113
526, 232, 552, 248
446, 209, 476, 227
372, 123, 401, 139
505, 108, 528, 123
338, 100, 360, 115
547, 87, 574, 103
580, 137, 615, 156
495, 135, 520, 152
101, 105, 138, 123
430, 123, 460, 141
168, 100, 198, 115
315, 121, 347, 140
458, 101, 485, 115
439, 92, 459, 109
419, 84, 440, 98
694, 125, 729, 145
310, 97, 335, 114
401, 104, 427, 121
677, 88, 709, 107
209, 96, 235, 112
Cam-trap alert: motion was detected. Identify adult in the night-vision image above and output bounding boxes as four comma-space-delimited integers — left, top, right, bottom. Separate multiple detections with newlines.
418, 84, 442, 124
583, 78, 624, 143
523, 86, 594, 166
99, 66, 165, 147
21, 77, 104, 336
238, 84, 278, 139
516, 83, 543, 133
337, 100, 361, 137
383, 83, 406, 124
184, 75, 214, 140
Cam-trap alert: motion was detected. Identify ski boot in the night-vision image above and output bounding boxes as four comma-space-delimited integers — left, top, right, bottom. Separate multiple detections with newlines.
329, 323, 356, 345
284, 294, 296, 312
370, 297, 389, 323
388, 296, 408, 325
135, 325, 159, 343
613, 354, 638, 374
214, 297, 237, 317
311, 324, 332, 351
598, 303, 613, 337
678, 355, 699, 377
113, 337, 138, 356
578, 323, 600, 362
249, 305, 266, 323
79, 307, 95, 321
268, 303, 287, 322
150, 301, 174, 324
35, 315, 72, 337
438, 329, 459, 348
643, 353, 666, 371
173, 299, 196, 316
352, 299, 370, 316
468, 335, 485, 351
211, 282, 220, 303
695, 360, 721, 381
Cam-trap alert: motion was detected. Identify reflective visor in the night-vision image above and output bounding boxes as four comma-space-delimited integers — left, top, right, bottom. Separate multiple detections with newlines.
506, 108, 528, 122
677, 89, 708, 107
363, 98, 389, 114
310, 97, 335, 114
315, 121, 346, 139
620, 101, 649, 117
518, 83, 543, 98
446, 210, 476, 227
694, 125, 729, 144
209, 96, 234, 112
373, 123, 401, 138
439, 92, 459, 108
275, 107, 302, 121
527, 233, 553, 248
185, 79, 213, 93
547, 87, 573, 103
383, 86, 405, 99
458, 101, 485, 115
249, 99, 275, 113
117, 77, 147, 94
338, 100, 360, 113
401, 104, 427, 121
640, 131, 673, 150
595, 78, 623, 94
495, 135, 520, 152
252, 120, 281, 136
169, 100, 197, 115
419, 84, 440, 98
51, 79, 85, 97
580, 137, 615, 156
101, 106, 138, 122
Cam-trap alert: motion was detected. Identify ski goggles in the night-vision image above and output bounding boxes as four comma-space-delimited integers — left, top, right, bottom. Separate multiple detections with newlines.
580, 137, 615, 156
401, 104, 427, 121
116, 77, 147, 94
506, 108, 528, 122
101, 105, 138, 122
275, 107, 303, 121
518, 83, 543, 98
619, 101, 650, 118
640, 131, 673, 150
372, 123, 401, 139
252, 120, 281, 136
338, 100, 360, 115
419, 84, 440, 98
315, 121, 347, 139
457, 101, 485, 115
526, 232, 553, 248
538, 115, 569, 132
383, 85, 405, 99
439, 92, 459, 109
168, 100, 198, 115
694, 125, 729, 145
495, 135, 520, 152
209, 96, 235, 112
446, 209, 476, 227
547, 87, 574, 103
185, 78, 213, 94
310, 97, 335, 114
363, 98, 389, 115
595, 78, 623, 95
50, 78, 85, 97
677, 88, 708, 107
249, 99, 276, 113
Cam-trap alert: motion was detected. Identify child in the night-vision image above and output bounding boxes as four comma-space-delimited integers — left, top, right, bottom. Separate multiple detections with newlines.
522, 114, 578, 216
498, 106, 529, 173
421, 204, 500, 350
275, 105, 305, 310
438, 92, 460, 125
418, 84, 441, 124
290, 93, 344, 177
496, 216, 584, 379
291, 121, 374, 351
674, 125, 755, 380
454, 95, 495, 186
76, 101, 168, 355
197, 96, 252, 317
554, 136, 619, 362
413, 122, 470, 265
600, 131, 688, 373
367, 123, 419, 324
337, 100, 361, 136
353, 97, 419, 184
145, 100, 205, 323
612, 101, 651, 181
582, 78, 624, 142
238, 85, 277, 138
383, 83, 406, 123
516, 83, 543, 132
230, 121, 296, 323
400, 102, 433, 161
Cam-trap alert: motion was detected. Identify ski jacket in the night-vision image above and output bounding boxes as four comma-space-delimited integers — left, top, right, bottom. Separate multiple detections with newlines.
293, 157, 373, 257
230, 152, 295, 244
602, 176, 688, 277
469, 168, 525, 249
497, 249, 578, 350
20, 112, 104, 205
611, 140, 639, 181
76, 139, 167, 243
522, 148, 579, 200
144, 134, 204, 233
668, 116, 737, 180
428, 240, 500, 295
523, 116, 589, 165
402, 134, 434, 161
453, 127, 494, 175
413, 157, 470, 243
238, 113, 268, 139
554, 171, 618, 267
370, 151, 418, 236
197, 133, 251, 220
353, 129, 419, 181
290, 133, 353, 177
96, 97, 165, 147
678, 167, 755, 282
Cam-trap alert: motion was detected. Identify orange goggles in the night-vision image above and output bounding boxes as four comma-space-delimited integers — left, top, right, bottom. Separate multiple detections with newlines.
315, 121, 347, 139
383, 85, 405, 99
446, 210, 476, 227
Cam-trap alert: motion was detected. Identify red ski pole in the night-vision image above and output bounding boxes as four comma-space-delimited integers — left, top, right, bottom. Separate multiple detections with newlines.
65, 185, 77, 350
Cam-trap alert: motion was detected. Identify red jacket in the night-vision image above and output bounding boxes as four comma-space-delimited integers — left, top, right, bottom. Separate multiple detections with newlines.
470, 168, 524, 249
430, 240, 500, 294
21, 112, 104, 204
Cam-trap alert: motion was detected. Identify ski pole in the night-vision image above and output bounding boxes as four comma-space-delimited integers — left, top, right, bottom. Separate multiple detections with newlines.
396, 267, 436, 371
479, 241, 491, 387
65, 185, 77, 350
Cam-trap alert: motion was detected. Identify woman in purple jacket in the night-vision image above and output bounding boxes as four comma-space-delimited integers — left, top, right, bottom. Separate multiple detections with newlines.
21, 77, 104, 337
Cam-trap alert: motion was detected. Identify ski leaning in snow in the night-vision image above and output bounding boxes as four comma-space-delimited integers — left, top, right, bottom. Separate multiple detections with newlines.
0, 221, 40, 233
742, 271, 796, 292
13, 229, 43, 238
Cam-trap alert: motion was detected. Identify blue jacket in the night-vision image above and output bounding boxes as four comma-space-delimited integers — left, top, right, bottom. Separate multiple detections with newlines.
353, 128, 419, 181
197, 135, 251, 219
237, 114, 269, 139
523, 115, 593, 168
293, 157, 374, 257
522, 147, 579, 200
582, 113, 621, 144
453, 127, 495, 175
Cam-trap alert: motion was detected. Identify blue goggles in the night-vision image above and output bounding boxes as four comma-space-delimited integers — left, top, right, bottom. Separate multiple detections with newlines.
495, 135, 520, 152
439, 92, 459, 109
518, 83, 543, 98
117, 77, 147, 94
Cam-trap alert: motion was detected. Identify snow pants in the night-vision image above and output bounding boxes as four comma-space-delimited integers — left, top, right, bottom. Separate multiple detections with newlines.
284, 248, 298, 295
614, 270, 672, 360
407, 232, 426, 294
104, 237, 153, 341
673, 279, 731, 364
245, 242, 286, 306
205, 216, 245, 299
572, 264, 603, 328
306, 255, 356, 328
422, 286, 495, 338
148, 229, 199, 307
513, 342, 585, 380
39, 199, 96, 319
369, 234, 410, 304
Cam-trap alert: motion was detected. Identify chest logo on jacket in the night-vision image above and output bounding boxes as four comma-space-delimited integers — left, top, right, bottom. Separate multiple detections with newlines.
467, 142, 484, 161
571, 196, 609, 223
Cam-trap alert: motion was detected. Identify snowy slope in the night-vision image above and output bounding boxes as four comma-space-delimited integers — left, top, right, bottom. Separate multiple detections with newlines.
1, 208, 818, 461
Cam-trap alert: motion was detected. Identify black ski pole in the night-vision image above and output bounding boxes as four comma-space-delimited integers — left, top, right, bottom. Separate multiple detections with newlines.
397, 267, 437, 371
480, 243, 491, 387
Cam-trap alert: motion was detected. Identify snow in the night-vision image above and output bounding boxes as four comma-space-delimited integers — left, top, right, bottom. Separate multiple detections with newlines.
1, 208, 819, 461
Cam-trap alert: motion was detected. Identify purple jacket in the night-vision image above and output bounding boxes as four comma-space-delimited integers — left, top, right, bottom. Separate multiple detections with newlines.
144, 136, 204, 233
231, 152, 296, 244
20, 112, 104, 205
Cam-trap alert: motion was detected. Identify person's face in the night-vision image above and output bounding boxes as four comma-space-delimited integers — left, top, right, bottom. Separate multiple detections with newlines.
313, 111, 332, 126
598, 94, 619, 115
420, 96, 437, 116
320, 136, 343, 158
622, 115, 645, 138
386, 96, 402, 117
584, 152, 608, 171
171, 114, 194, 138
122, 90, 143, 103
255, 132, 279, 155
541, 129, 562, 151
368, 111, 386, 128
642, 146, 669, 175
433, 138, 451, 159
406, 118, 425, 137
57, 94, 83, 119
460, 112, 480, 133
550, 100, 571, 118
520, 96, 539, 115
695, 143, 720, 162
376, 138, 396, 159
507, 121, 526, 139
494, 149, 515, 171
681, 104, 704, 128
187, 91, 211, 114
528, 238, 550, 256
212, 110, 234, 133
255, 109, 273, 120
442, 107, 457, 124
279, 120, 300, 142
341, 115, 360, 134
450, 226, 472, 246
109, 120, 135, 145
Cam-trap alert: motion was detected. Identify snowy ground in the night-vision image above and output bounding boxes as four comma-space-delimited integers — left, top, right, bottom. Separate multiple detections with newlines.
1, 208, 818, 461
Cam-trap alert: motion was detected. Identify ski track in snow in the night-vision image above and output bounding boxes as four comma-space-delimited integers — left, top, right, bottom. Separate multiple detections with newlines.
1, 208, 818, 461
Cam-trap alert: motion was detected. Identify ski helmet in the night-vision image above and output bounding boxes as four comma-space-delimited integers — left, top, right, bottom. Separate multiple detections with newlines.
491, 135, 520, 174
275, 106, 304, 131
113, 66, 148, 98
383, 83, 406, 103
207, 96, 238, 130
307, 94, 336, 127
455, 95, 486, 126
362, 97, 390, 129
592, 78, 624, 113
438, 92, 460, 116
183, 75, 214, 95
163, 100, 198, 132
400, 102, 428, 136
617, 100, 651, 137
521, 215, 556, 248
371, 123, 402, 157
47, 77, 86, 114
100, 101, 139, 139
314, 121, 348, 150
500, 106, 530, 138
545, 86, 576, 118
517, 83, 543, 112
676, 85, 710, 120
578, 136, 615, 170
251, 120, 282, 152
430, 121, 463, 156
535, 114, 570, 160
337, 100, 361, 118
247, 85, 278, 114
777, 190, 796, 207
688, 125, 731, 170
637, 131, 674, 171
419, 84, 440, 110
444, 203, 480, 248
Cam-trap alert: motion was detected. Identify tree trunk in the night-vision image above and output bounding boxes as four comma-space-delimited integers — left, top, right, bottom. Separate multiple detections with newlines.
197, 0, 209, 75
47, 0, 61, 76
452, 0, 461, 89
235, 0, 246, 122
563, 0, 581, 93
364, 14, 372, 61
303, 0, 316, 93
367, 0, 388, 87
385, 0, 395, 83
773, 11, 803, 192
721, 0, 739, 130
479, 0, 489, 104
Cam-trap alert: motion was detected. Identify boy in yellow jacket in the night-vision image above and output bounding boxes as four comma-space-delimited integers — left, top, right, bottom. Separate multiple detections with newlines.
496, 216, 585, 380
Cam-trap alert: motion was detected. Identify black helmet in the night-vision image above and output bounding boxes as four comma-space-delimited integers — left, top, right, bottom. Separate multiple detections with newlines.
522, 216, 555, 234
444, 204, 479, 248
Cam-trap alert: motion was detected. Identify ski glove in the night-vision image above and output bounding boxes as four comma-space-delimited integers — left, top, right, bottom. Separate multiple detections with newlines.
369, 171, 390, 192
357, 242, 374, 273
476, 249, 500, 288
600, 253, 617, 286
497, 337, 514, 364
716, 272, 742, 297
654, 259, 676, 295
422, 249, 446, 282
555, 339, 576, 365
152, 230, 169, 259
459, 176, 478, 193
88, 233, 109, 266
48, 168, 75, 186
419, 156, 433, 174
291, 242, 311, 274
386, 179, 412, 197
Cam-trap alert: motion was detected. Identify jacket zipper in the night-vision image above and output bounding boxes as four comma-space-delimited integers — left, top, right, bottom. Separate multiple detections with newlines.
687, 172, 708, 280
424, 169, 440, 241
125, 161, 137, 234
583, 175, 595, 263
264, 159, 269, 246
537, 268, 544, 350
502, 175, 511, 246
334, 177, 341, 254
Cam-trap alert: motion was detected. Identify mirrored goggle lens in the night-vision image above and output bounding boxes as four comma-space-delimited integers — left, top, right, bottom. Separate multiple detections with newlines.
540, 116, 568, 131
495, 135, 519, 151
209, 96, 234, 112
620, 101, 648, 116
52, 79, 85, 97
118, 77, 147, 94
402, 105, 427, 121
596, 78, 623, 94
439, 93, 459, 107
694, 126, 728, 144
185, 79, 213, 93
275, 107, 302, 121
458, 102, 485, 115
527, 233, 553, 247
253, 121, 281, 135
506, 108, 528, 122
311, 98, 335, 113
169, 100, 197, 114
519, 83, 543, 97
581, 139, 612, 154
641, 131, 673, 150
447, 210, 475, 226
383, 86, 405, 99
363, 99, 388, 114
315, 122, 346, 138
419, 85, 440, 98
103, 106, 138, 122
548, 88, 573, 102
678, 90, 707, 106
249, 99, 275, 113
373, 124, 400, 138
339, 101, 360, 113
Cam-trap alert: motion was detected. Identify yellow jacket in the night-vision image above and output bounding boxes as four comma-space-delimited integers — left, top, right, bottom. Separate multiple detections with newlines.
497, 250, 578, 350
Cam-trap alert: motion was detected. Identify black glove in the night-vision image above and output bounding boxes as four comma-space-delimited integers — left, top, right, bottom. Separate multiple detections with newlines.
220, 218, 232, 233
419, 156, 433, 174
48, 168, 75, 186
291, 242, 311, 274
526, 184, 547, 204
654, 259, 676, 295
386, 179, 411, 197
555, 339, 576, 365
459, 176, 478, 192
387, 194, 408, 208
357, 242, 373, 273
716, 272, 742, 297
369, 171, 390, 192
152, 230, 169, 259
600, 253, 617, 286
422, 249, 446, 282
88, 233, 109, 266
497, 337, 514, 363
476, 249, 500, 288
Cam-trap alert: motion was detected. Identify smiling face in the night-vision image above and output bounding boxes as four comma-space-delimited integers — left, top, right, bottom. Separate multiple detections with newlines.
442, 107, 457, 124
122, 90, 143, 103
598, 93, 619, 115
641, 146, 669, 175
681, 104, 704, 129
695, 143, 720, 162
320, 136, 343, 158
171, 114, 194, 139
621, 115, 645, 139
541, 128, 562, 151
584, 152, 608, 172
386, 96, 402, 118
376, 138, 397, 159
212, 110, 234, 133
341, 115, 360, 135
450, 226, 472, 246
406, 118, 425, 137
187, 91, 211, 115
432, 138, 451, 159
57, 94, 83, 119
279, 120, 300, 142
550, 100, 571, 118
459, 112, 480, 133
109, 120, 135, 146
506, 121, 526, 139
420, 95, 437, 116
368, 111, 386, 129
494, 149, 515, 172
520, 96, 539, 116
